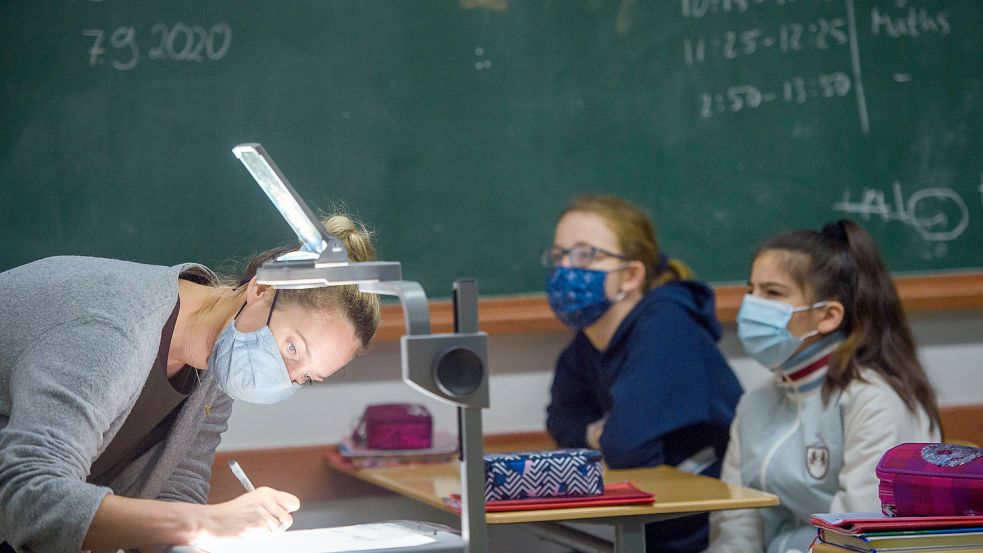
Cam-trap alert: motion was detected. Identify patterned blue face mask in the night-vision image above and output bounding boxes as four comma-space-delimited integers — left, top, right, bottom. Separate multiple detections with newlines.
736, 294, 829, 368
546, 267, 626, 329
207, 292, 299, 405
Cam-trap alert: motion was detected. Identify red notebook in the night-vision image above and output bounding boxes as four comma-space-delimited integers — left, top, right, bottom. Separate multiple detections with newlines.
811, 512, 983, 535
447, 481, 655, 513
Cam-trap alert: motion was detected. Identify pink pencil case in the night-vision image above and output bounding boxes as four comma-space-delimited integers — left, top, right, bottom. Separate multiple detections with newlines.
352, 403, 432, 450
876, 442, 983, 516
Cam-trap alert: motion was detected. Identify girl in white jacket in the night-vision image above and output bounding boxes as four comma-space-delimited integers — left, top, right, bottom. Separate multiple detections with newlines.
704, 220, 941, 553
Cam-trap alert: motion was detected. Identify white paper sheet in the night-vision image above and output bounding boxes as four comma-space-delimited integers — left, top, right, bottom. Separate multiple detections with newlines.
194, 522, 437, 553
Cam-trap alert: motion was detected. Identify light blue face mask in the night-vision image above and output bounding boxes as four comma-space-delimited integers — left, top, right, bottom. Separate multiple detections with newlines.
207, 292, 299, 405
736, 294, 829, 369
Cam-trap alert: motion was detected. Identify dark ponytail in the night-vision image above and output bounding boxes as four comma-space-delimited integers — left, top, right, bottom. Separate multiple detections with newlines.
759, 220, 940, 430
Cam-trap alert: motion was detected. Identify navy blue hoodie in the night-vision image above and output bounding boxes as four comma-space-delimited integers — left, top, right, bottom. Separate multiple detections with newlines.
546, 280, 742, 552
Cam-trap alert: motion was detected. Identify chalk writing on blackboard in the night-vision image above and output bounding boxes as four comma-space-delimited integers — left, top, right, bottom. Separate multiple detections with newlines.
683, 18, 848, 65
681, 0, 834, 19
833, 182, 970, 245
697, 72, 850, 117
474, 47, 493, 71
681, 1, 953, 135
83, 22, 232, 70
870, 6, 950, 38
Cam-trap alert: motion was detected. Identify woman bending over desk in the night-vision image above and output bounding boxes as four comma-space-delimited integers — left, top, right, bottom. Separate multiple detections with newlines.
704, 220, 941, 553
0, 215, 379, 553
544, 195, 743, 553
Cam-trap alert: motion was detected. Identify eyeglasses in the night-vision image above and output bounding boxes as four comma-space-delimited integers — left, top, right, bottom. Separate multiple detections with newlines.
541, 245, 628, 269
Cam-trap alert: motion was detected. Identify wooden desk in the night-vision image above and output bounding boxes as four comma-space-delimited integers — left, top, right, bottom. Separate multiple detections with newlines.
325, 453, 778, 553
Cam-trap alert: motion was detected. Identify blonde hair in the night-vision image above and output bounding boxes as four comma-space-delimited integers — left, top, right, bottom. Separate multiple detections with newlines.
561, 195, 694, 290
239, 214, 382, 350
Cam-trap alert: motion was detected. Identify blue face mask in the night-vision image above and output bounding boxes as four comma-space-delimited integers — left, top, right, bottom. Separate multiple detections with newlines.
208, 293, 299, 405
736, 294, 829, 369
546, 267, 625, 329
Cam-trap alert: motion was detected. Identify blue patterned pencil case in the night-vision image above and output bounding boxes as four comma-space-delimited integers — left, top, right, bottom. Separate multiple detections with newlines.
484, 449, 604, 501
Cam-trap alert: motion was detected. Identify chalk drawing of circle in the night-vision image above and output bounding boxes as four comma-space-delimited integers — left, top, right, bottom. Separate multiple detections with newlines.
908, 188, 969, 242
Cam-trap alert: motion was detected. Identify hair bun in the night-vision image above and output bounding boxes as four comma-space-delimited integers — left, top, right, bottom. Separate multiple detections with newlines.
821, 221, 849, 245
321, 214, 376, 263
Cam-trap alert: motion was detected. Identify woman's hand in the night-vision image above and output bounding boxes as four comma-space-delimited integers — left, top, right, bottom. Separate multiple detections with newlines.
83, 488, 300, 550
194, 487, 301, 539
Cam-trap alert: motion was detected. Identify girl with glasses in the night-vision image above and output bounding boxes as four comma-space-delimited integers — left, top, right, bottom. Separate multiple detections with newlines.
704, 220, 940, 553
544, 195, 743, 553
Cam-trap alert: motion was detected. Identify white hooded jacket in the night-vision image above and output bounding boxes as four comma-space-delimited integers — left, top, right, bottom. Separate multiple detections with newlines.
704, 337, 938, 553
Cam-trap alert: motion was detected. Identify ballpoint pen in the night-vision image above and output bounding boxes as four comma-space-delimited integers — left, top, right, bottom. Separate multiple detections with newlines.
228, 458, 256, 492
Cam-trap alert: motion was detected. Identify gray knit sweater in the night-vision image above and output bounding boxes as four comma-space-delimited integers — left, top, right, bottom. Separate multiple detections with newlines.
0, 256, 233, 553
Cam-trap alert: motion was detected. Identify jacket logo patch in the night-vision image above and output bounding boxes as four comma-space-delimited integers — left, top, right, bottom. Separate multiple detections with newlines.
806, 446, 829, 479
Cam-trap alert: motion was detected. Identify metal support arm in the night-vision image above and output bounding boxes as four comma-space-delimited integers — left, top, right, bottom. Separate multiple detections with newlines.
238, 143, 489, 553
359, 279, 489, 553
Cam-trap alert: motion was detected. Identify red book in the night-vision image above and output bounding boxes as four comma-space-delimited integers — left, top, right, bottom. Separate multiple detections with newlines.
811, 512, 983, 535
446, 481, 655, 513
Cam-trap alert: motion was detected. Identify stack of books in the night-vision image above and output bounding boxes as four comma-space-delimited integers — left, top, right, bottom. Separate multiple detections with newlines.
811, 512, 983, 552
330, 431, 459, 468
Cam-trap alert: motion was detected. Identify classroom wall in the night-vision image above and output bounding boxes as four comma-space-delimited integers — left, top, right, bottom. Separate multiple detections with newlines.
219, 309, 983, 451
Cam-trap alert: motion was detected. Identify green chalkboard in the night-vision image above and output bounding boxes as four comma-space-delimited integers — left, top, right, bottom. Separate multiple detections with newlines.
2, 1, 982, 297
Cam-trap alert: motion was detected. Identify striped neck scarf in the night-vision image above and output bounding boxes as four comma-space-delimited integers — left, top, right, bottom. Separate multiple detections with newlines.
775, 331, 846, 395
